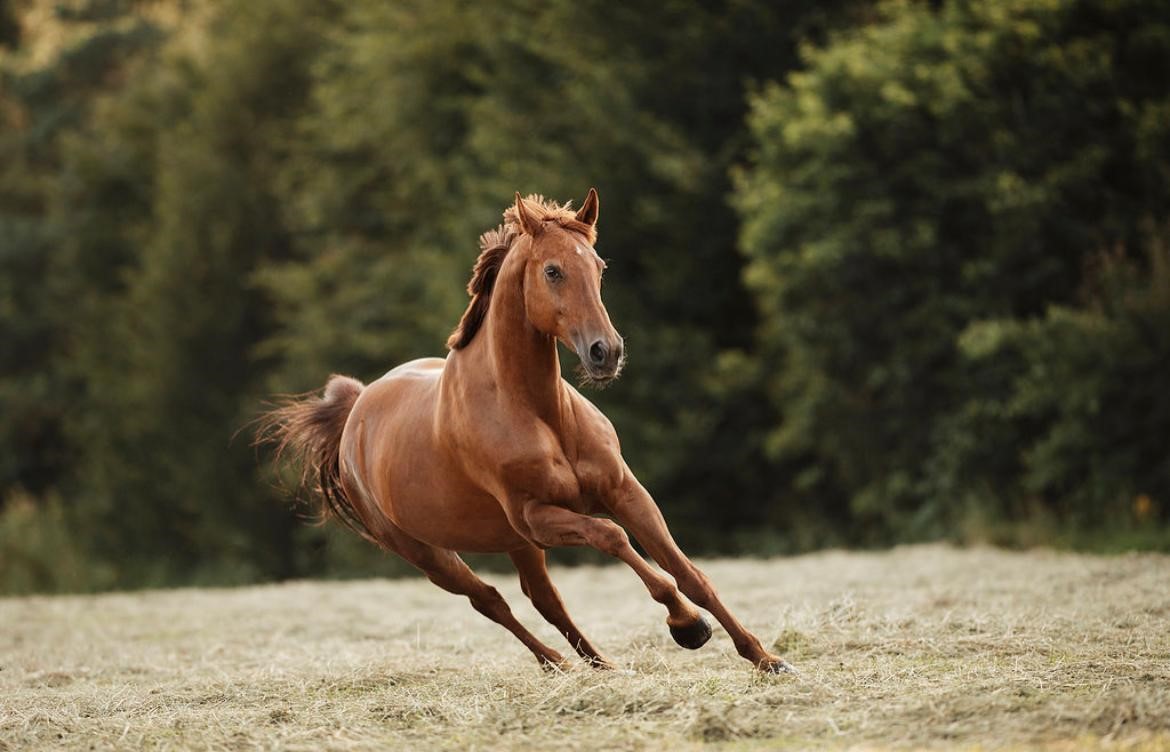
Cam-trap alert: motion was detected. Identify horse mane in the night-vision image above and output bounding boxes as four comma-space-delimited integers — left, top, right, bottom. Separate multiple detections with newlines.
447, 195, 598, 350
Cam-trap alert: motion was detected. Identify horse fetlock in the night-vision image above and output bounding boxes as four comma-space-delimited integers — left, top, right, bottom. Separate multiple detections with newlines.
587, 654, 614, 668
537, 653, 571, 673
646, 578, 674, 605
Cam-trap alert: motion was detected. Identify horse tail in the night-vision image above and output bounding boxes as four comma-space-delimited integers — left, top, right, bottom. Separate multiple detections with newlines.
256, 375, 379, 544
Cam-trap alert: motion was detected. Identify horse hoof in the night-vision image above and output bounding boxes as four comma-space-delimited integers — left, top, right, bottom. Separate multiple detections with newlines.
669, 616, 713, 650
760, 658, 798, 675
538, 655, 571, 673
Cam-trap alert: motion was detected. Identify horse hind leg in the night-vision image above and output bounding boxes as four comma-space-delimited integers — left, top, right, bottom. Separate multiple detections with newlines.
508, 546, 613, 669
385, 529, 567, 670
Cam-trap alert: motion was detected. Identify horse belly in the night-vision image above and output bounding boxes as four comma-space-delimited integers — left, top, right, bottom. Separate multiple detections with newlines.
393, 482, 523, 553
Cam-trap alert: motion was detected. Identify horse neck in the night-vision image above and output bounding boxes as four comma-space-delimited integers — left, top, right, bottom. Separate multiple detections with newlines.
481, 251, 564, 423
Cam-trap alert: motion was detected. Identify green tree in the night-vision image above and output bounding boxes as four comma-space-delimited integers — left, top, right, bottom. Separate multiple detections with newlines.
941, 233, 1170, 538
59, 0, 342, 585
0, 1, 172, 592
738, 0, 1170, 540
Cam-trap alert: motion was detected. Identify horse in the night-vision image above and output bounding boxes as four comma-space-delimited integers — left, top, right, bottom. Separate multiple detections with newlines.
259, 190, 792, 673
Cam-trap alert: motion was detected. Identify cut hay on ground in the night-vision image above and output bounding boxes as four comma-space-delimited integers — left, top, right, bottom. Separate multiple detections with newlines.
2, 545, 1168, 750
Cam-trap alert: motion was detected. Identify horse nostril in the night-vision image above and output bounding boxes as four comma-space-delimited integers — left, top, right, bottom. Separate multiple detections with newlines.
589, 340, 607, 365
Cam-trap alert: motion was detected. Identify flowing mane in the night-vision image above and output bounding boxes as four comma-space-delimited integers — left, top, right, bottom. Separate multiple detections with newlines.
447, 195, 598, 350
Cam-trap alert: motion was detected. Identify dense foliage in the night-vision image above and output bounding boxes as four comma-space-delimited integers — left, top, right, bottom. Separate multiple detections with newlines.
739, 0, 1170, 543
1, 0, 1167, 592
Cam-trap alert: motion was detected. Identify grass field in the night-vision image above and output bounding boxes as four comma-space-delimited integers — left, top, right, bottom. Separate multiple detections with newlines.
2, 545, 1169, 750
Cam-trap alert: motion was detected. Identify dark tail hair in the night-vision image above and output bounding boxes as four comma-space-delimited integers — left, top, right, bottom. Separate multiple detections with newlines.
256, 375, 379, 544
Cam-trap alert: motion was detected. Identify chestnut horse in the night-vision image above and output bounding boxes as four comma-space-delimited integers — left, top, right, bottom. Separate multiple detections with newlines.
261, 190, 791, 673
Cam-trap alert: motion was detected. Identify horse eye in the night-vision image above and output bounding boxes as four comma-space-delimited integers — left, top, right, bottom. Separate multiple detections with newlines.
544, 265, 563, 282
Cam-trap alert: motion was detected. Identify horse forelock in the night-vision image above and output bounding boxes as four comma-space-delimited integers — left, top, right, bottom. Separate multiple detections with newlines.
446, 195, 597, 350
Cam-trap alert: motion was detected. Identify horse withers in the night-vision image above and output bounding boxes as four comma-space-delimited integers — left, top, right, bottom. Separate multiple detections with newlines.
259, 189, 792, 673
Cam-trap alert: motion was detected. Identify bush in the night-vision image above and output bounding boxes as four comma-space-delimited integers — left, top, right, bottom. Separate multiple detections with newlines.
737, 0, 1170, 539
0, 492, 113, 594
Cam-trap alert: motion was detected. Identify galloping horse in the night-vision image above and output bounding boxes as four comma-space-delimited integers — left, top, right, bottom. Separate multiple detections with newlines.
261, 190, 791, 673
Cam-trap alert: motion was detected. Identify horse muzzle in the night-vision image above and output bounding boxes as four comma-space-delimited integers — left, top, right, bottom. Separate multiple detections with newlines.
575, 333, 625, 383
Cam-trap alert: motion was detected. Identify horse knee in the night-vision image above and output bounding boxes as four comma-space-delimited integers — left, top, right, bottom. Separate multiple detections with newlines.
591, 522, 630, 556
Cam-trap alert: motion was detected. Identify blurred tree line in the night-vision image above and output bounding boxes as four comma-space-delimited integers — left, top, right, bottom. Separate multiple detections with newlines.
1, 0, 1166, 593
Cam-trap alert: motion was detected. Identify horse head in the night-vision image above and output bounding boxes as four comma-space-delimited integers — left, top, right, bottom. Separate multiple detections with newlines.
512, 189, 624, 385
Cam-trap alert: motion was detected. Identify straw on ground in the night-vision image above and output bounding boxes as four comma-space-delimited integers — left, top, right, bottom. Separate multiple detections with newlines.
2, 545, 1168, 750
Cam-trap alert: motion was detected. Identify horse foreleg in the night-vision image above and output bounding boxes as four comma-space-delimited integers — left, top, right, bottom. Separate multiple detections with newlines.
387, 532, 567, 670
520, 502, 713, 651
605, 477, 793, 674
508, 545, 612, 668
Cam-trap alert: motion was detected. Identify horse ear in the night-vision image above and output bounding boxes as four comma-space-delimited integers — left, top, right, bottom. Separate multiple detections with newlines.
513, 192, 541, 235
575, 187, 599, 226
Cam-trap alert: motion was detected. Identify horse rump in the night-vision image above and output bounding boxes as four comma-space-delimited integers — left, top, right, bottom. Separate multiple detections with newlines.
255, 375, 377, 543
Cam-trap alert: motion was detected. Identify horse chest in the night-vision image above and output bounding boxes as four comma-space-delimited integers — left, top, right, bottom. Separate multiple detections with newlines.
483, 425, 618, 513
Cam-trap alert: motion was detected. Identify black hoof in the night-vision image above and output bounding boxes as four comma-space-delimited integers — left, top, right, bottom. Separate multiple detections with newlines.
669, 616, 713, 650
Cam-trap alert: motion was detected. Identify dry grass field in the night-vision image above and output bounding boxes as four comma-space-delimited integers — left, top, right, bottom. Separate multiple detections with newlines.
2, 545, 1169, 751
